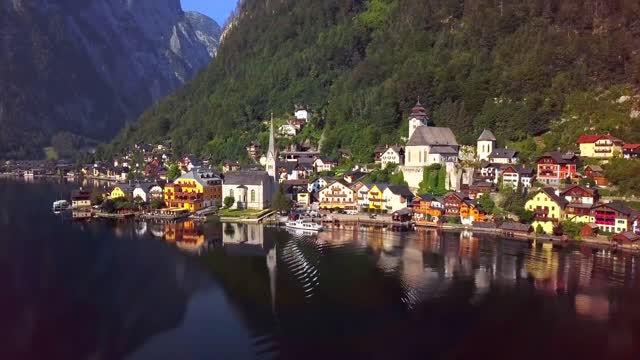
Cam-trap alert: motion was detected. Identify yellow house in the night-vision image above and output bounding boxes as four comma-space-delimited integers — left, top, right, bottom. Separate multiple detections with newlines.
297, 192, 310, 208
164, 170, 222, 212
367, 184, 387, 211
110, 184, 134, 199
577, 135, 624, 158
525, 188, 568, 234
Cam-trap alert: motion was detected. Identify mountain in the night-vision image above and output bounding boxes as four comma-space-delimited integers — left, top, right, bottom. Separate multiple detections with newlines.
0, 0, 221, 159
108, 0, 640, 164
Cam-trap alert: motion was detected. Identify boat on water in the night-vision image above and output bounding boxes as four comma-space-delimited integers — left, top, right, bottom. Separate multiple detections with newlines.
285, 219, 323, 232
52, 200, 70, 212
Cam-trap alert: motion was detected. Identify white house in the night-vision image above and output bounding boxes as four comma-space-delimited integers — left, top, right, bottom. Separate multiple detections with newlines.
278, 124, 297, 137
489, 148, 518, 164
382, 185, 414, 213
132, 182, 161, 203
222, 171, 274, 210
353, 182, 370, 210
295, 106, 310, 121
501, 165, 535, 189
381, 146, 404, 169
477, 129, 496, 161
308, 176, 332, 193
313, 158, 337, 172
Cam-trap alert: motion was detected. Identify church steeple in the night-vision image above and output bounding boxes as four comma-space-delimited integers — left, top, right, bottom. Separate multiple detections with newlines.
266, 113, 277, 180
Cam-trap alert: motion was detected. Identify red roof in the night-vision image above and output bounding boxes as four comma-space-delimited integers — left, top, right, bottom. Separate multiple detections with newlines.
577, 134, 623, 144
623, 144, 640, 150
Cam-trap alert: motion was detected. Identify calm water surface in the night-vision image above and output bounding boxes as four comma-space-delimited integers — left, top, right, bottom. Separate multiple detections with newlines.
1, 179, 640, 360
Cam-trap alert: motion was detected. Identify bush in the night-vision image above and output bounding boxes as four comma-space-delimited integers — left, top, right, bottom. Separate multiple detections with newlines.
150, 198, 165, 210
223, 196, 235, 209
535, 224, 544, 235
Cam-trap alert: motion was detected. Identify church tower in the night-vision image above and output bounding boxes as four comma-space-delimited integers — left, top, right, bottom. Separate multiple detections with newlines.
477, 129, 496, 161
266, 113, 277, 181
408, 100, 430, 140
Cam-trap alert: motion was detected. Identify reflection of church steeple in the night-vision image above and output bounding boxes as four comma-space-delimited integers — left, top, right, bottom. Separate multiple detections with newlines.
267, 246, 277, 312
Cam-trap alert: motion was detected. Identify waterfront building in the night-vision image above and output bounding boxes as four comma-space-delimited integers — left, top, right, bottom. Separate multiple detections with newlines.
367, 184, 387, 212
460, 199, 486, 225
352, 182, 370, 210
589, 202, 638, 234
443, 192, 469, 217
164, 170, 222, 212
536, 152, 578, 186
71, 190, 91, 208
402, 101, 460, 189
577, 134, 624, 158
318, 180, 356, 211
612, 232, 640, 247
412, 194, 444, 226
222, 171, 274, 210
110, 184, 134, 199
525, 188, 568, 234
133, 182, 163, 203
382, 185, 415, 213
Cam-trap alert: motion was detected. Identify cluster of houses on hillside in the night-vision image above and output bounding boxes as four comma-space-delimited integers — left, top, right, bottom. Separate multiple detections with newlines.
67, 99, 640, 244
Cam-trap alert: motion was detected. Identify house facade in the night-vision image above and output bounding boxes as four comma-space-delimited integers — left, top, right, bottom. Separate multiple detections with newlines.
313, 158, 336, 172
222, 171, 274, 210
111, 184, 134, 200
536, 152, 578, 186
164, 170, 222, 212
501, 165, 535, 189
623, 144, 640, 159
382, 185, 414, 213
412, 195, 444, 226
71, 190, 91, 208
488, 148, 518, 164
381, 146, 404, 169
589, 202, 637, 234
561, 185, 599, 223
319, 180, 356, 211
443, 192, 467, 217
525, 188, 567, 234
577, 134, 624, 158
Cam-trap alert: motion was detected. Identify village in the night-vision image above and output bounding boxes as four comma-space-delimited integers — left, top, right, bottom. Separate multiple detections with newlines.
5, 102, 640, 249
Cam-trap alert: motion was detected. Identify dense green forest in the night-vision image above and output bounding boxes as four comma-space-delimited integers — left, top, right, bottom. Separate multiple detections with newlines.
104, 0, 640, 164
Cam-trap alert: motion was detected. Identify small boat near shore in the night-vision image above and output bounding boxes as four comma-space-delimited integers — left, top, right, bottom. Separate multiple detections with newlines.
52, 200, 70, 212
285, 219, 323, 232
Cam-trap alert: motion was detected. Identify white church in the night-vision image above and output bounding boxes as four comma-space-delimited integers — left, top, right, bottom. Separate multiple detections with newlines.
400, 101, 461, 190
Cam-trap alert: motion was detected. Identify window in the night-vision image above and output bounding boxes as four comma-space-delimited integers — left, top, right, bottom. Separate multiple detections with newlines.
251, 190, 256, 203
617, 220, 625, 224
230, 189, 234, 199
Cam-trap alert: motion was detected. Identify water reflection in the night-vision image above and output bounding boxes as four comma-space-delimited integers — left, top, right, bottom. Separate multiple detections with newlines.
3, 179, 640, 359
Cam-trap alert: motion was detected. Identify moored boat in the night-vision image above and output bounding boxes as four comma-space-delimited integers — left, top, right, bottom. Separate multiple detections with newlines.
52, 200, 70, 212
285, 219, 323, 232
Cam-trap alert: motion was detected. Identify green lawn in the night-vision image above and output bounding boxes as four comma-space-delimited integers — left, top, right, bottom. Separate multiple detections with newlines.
218, 208, 271, 218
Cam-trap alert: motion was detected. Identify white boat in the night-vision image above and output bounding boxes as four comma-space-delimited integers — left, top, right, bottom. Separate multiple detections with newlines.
52, 200, 70, 212
285, 219, 323, 232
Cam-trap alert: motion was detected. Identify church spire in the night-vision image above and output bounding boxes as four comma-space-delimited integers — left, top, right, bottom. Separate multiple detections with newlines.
266, 112, 277, 179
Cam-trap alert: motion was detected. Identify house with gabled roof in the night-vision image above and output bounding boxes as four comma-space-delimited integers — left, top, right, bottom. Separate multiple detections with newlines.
589, 201, 638, 234
382, 185, 414, 213
488, 148, 518, 164
525, 187, 568, 234
318, 179, 357, 211
623, 143, 640, 159
577, 134, 624, 158
536, 152, 578, 186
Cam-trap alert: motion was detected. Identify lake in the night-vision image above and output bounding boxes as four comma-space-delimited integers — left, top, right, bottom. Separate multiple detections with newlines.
1, 179, 639, 360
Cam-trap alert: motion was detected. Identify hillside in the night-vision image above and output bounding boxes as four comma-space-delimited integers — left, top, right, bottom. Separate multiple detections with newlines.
0, 0, 221, 159
107, 0, 640, 164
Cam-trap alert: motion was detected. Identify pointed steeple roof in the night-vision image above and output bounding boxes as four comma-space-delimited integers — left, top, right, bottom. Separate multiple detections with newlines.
478, 129, 497, 142
268, 112, 276, 159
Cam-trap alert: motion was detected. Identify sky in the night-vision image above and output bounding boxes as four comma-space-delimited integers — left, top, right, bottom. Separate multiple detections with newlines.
181, 0, 238, 25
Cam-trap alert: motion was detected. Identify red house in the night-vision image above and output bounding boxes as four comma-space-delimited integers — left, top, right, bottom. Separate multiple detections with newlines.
612, 232, 640, 246
583, 165, 608, 186
443, 192, 468, 216
590, 202, 638, 234
536, 152, 578, 186
623, 144, 640, 159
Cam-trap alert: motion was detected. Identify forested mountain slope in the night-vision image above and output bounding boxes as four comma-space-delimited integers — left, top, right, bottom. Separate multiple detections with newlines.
109, 0, 640, 164
0, 0, 221, 159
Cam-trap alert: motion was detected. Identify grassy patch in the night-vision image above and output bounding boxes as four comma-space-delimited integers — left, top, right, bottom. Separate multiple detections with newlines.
218, 208, 270, 218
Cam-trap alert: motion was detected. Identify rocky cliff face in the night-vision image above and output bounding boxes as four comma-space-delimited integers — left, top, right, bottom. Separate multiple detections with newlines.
0, 0, 221, 158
